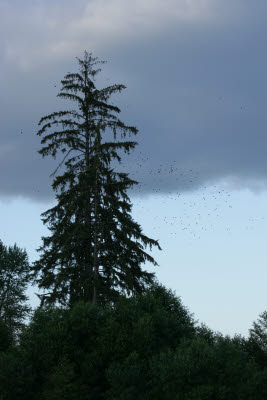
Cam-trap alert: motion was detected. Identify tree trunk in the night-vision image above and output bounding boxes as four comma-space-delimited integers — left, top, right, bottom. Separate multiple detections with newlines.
84, 69, 94, 302
92, 125, 100, 305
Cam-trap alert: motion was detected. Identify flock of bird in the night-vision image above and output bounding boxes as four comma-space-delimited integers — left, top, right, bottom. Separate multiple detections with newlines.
121, 149, 266, 245
25, 126, 265, 244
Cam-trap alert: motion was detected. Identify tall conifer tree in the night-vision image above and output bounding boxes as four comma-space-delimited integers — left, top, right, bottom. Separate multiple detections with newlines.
31, 51, 162, 306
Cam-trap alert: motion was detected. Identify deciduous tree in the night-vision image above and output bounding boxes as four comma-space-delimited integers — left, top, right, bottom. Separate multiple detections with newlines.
0, 239, 31, 341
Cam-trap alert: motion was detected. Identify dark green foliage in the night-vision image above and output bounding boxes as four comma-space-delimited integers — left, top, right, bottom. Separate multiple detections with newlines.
105, 314, 266, 400
31, 51, 161, 306
0, 282, 265, 399
246, 311, 267, 370
145, 335, 261, 400
100, 281, 196, 364
18, 306, 69, 392
0, 319, 12, 351
250, 311, 267, 352
0, 347, 34, 400
0, 239, 31, 343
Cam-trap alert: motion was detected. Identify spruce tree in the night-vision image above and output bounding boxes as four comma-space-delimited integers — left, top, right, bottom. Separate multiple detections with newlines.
31, 51, 162, 307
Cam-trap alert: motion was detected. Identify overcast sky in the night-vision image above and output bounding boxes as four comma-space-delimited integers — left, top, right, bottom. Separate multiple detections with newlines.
1, 0, 267, 337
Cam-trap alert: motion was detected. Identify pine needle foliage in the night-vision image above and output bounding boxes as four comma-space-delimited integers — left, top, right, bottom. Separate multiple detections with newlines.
31, 51, 162, 307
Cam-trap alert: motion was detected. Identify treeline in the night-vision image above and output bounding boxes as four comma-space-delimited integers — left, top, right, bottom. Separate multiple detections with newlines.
0, 51, 266, 398
0, 272, 266, 399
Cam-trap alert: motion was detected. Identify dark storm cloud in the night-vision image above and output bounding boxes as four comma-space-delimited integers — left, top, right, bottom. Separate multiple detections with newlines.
1, 0, 267, 203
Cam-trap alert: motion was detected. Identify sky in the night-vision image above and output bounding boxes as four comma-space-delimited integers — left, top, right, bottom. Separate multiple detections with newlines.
0, 0, 267, 337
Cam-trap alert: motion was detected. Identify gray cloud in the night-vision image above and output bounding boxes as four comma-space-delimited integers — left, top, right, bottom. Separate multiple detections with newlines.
1, 0, 267, 204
